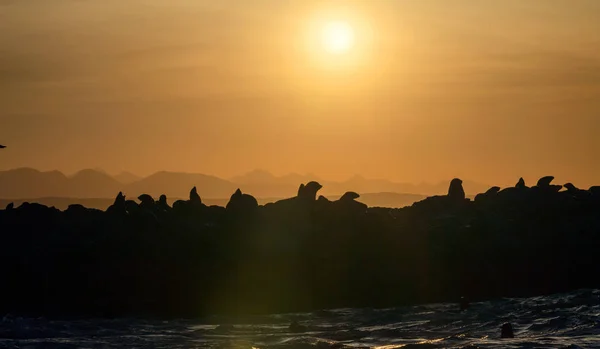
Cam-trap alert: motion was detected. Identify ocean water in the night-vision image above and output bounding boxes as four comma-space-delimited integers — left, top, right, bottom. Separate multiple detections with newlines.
1, 289, 599, 349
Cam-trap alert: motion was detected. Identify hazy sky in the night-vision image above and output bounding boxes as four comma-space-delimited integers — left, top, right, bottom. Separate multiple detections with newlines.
1, 0, 599, 187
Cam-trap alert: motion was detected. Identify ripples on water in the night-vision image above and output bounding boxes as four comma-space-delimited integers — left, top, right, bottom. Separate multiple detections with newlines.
1, 289, 599, 349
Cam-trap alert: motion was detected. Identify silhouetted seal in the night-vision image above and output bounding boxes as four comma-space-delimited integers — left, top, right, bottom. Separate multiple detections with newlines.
340, 191, 360, 201
226, 188, 258, 212
315, 195, 333, 212
138, 194, 155, 207
537, 176, 554, 188
159, 195, 168, 206
5, 203, 14, 210
563, 183, 588, 199
297, 183, 306, 196
334, 191, 368, 213
138, 194, 154, 205
485, 186, 501, 195
66, 204, 87, 214
172, 200, 184, 209
317, 195, 331, 203
155, 194, 170, 211
536, 176, 562, 192
107, 192, 126, 214
501, 323, 514, 338
189, 187, 202, 205
298, 181, 323, 201
448, 178, 465, 200
115, 192, 126, 206
125, 200, 139, 213
516, 177, 527, 189
564, 183, 578, 192
475, 186, 501, 202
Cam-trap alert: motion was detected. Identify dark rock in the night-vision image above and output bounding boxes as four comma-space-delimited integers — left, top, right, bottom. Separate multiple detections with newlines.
516, 177, 527, 189
501, 323, 514, 338
0, 176, 599, 320
588, 186, 600, 195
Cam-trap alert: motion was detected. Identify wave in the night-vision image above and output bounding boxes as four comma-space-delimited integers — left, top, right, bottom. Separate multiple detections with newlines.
1, 289, 598, 349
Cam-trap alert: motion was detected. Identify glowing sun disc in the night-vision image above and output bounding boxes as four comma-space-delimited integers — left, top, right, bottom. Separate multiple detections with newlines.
321, 21, 355, 54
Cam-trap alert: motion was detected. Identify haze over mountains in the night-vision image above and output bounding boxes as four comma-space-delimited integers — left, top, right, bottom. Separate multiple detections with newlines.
0, 168, 490, 199
0, 168, 493, 209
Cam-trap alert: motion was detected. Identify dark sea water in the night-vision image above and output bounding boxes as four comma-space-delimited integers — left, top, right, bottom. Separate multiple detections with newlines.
1, 289, 599, 349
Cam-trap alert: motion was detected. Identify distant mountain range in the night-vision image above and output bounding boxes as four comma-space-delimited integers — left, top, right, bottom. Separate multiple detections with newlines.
230, 169, 489, 197
0, 168, 489, 208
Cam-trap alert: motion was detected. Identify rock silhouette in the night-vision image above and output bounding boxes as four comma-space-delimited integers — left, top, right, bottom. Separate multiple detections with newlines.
0, 176, 599, 318
501, 323, 515, 338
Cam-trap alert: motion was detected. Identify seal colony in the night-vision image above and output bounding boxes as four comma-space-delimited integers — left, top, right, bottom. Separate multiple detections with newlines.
0, 176, 599, 318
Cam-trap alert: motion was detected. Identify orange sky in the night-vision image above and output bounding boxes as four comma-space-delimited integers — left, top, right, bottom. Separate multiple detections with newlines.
1, 0, 599, 187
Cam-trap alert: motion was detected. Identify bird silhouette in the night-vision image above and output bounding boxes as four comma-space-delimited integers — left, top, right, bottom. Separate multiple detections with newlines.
0, 145, 6, 149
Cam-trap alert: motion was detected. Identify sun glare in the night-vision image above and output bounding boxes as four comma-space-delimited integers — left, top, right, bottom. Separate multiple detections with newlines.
298, 7, 376, 77
321, 21, 355, 54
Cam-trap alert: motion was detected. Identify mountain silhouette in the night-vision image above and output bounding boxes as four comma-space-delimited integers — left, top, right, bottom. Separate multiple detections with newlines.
0, 168, 70, 198
69, 169, 122, 197
231, 170, 489, 196
114, 171, 142, 184
0, 168, 488, 202
126, 171, 237, 199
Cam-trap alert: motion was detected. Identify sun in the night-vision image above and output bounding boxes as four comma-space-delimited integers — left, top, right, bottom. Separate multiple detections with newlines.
300, 10, 374, 73
321, 21, 355, 54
